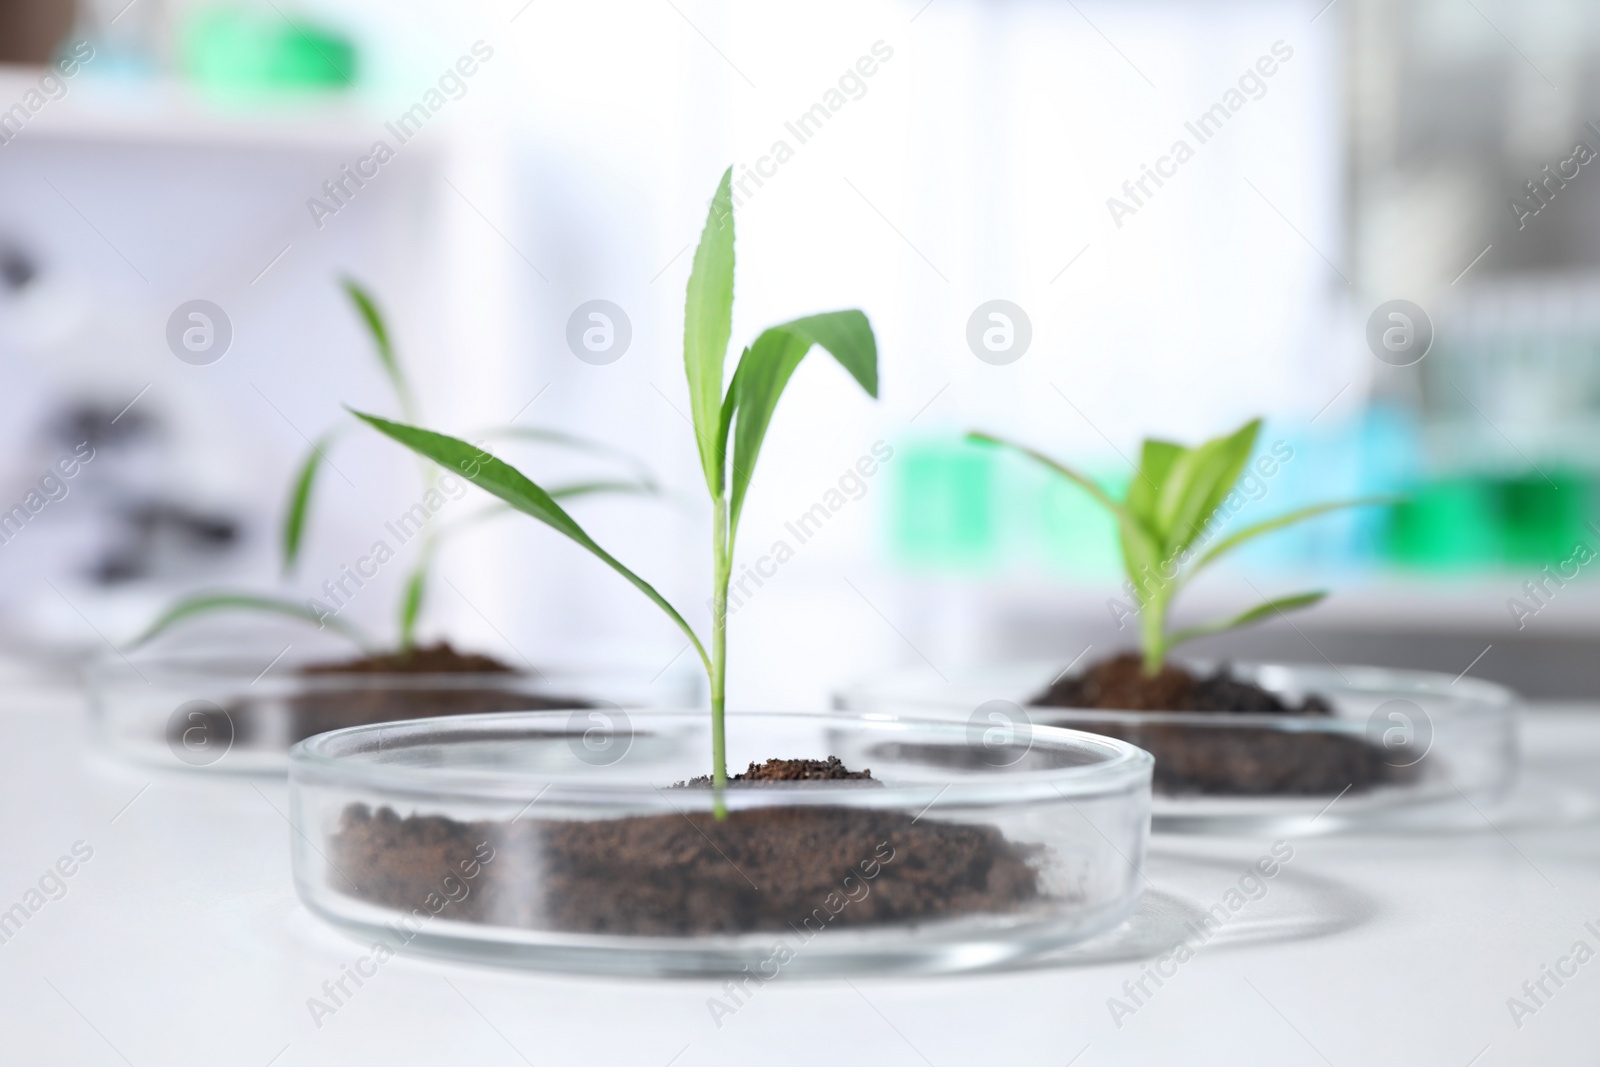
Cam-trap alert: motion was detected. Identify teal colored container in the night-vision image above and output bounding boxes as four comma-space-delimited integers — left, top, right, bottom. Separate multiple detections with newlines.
1382, 471, 1596, 570
888, 440, 998, 570
1383, 478, 1501, 570
887, 437, 1127, 576
181, 6, 357, 96
1496, 472, 1591, 565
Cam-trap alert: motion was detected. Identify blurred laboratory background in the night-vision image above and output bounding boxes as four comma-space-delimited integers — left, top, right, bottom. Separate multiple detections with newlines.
1, 0, 1597, 707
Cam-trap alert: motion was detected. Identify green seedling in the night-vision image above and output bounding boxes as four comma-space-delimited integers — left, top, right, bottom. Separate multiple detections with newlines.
971, 420, 1384, 674
351, 167, 879, 803
134, 278, 656, 653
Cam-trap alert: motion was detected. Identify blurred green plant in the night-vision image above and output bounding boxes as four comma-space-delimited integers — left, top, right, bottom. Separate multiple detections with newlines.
352, 167, 880, 806
971, 420, 1385, 674
133, 278, 655, 654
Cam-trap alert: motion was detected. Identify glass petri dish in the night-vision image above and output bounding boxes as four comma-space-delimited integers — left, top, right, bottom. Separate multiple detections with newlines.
837, 661, 1519, 835
288, 709, 1153, 977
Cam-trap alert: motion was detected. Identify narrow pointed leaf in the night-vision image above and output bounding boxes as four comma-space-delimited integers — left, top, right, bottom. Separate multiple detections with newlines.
351, 410, 709, 671
1123, 438, 1185, 593
727, 317, 876, 531
1156, 419, 1260, 556
1189, 496, 1395, 575
342, 277, 412, 413
128, 592, 370, 650
397, 564, 426, 651
683, 167, 736, 494
282, 434, 339, 574
1168, 590, 1326, 649
967, 431, 1163, 592
1119, 534, 1168, 607
716, 347, 748, 479
781, 311, 878, 394
1197, 419, 1262, 519
967, 431, 1129, 521
722, 332, 803, 537
1125, 439, 1184, 539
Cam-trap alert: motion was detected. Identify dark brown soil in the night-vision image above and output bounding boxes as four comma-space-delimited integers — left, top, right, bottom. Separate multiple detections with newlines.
681, 756, 880, 787
301, 643, 518, 676
1032, 654, 1405, 796
330, 759, 1043, 936
1034, 654, 1336, 715
174, 642, 590, 752
279, 642, 577, 740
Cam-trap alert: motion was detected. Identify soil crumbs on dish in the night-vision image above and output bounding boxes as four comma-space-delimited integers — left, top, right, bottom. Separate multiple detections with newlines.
679, 755, 878, 787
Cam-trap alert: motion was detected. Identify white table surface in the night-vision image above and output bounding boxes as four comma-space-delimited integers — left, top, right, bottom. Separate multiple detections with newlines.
2, 676, 1597, 1067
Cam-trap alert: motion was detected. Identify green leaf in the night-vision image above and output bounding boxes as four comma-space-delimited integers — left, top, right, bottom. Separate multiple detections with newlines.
1125, 439, 1184, 538
397, 564, 426, 651
1189, 497, 1394, 575
966, 431, 1163, 589
716, 347, 747, 478
1154, 419, 1260, 556
723, 311, 878, 534
683, 167, 736, 495
968, 432, 1120, 514
282, 433, 339, 574
1119, 439, 1184, 603
1167, 590, 1326, 649
128, 592, 370, 650
351, 409, 710, 672
781, 311, 879, 395
342, 277, 413, 414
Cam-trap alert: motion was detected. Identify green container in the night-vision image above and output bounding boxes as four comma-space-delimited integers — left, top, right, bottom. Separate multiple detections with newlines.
1382, 477, 1500, 569
1383, 471, 1596, 569
182, 6, 357, 96
889, 440, 998, 570
1496, 472, 1591, 565
888, 437, 1126, 577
